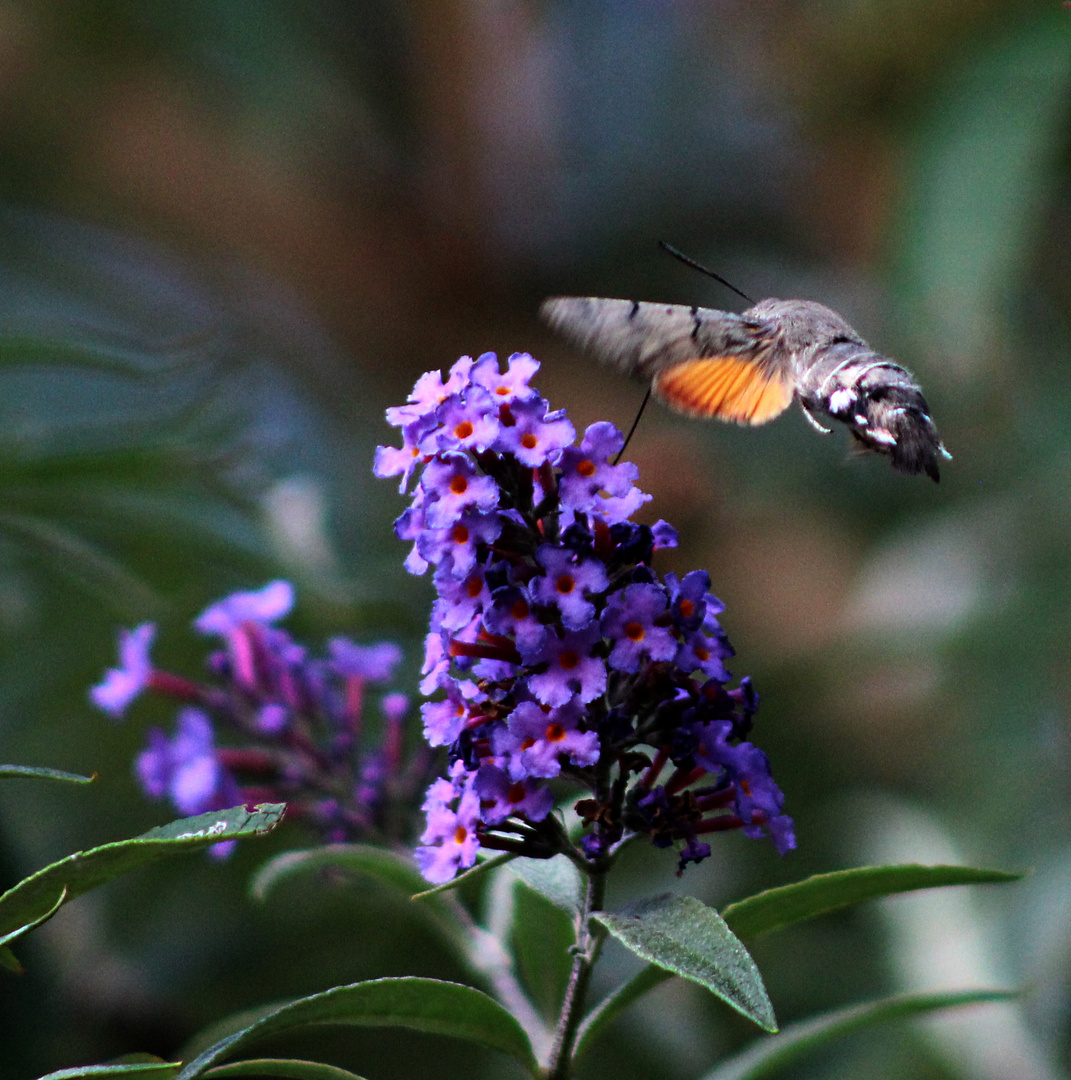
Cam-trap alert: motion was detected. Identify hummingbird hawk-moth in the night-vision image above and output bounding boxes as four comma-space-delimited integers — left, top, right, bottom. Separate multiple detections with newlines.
540, 295, 951, 481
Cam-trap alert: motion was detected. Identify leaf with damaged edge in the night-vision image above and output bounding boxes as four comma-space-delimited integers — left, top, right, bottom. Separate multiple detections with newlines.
0, 764, 95, 783
0, 804, 285, 944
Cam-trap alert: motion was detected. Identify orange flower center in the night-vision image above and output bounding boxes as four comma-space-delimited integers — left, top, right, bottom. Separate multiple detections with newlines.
495, 385, 510, 396
450, 475, 468, 495
452, 524, 470, 544
545, 723, 566, 742
556, 574, 575, 595
508, 782, 527, 804
577, 459, 597, 477
454, 825, 468, 844
520, 432, 538, 449
625, 621, 645, 642
511, 599, 530, 620
466, 576, 483, 598
454, 420, 474, 439
694, 645, 710, 662
679, 599, 695, 618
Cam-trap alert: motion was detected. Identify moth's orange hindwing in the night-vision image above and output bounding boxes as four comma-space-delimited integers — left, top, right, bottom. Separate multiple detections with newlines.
653, 356, 794, 426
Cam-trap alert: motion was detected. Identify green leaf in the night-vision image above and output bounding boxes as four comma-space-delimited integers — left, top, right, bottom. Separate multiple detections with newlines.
249, 844, 467, 961
574, 864, 1020, 1058
175, 978, 539, 1080
0, 885, 67, 951
206, 1061, 367, 1080
895, 8, 1071, 366
573, 962, 672, 1062
721, 864, 1022, 941
33, 1065, 179, 1080
0, 206, 393, 654
0, 942, 23, 973
701, 989, 1019, 1080
112, 1057, 178, 1066
510, 881, 575, 1023
0, 764, 95, 784
0, 804, 285, 945
249, 845, 426, 903
594, 894, 776, 1033
181, 1006, 286, 1063
506, 855, 584, 915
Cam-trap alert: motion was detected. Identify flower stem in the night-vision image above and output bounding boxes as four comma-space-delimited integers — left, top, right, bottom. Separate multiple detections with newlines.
545, 865, 607, 1079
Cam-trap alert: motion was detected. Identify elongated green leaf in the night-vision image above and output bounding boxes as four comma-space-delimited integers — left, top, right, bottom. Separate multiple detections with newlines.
896, 9, 1071, 365
250, 845, 425, 903
573, 962, 672, 1062
701, 989, 1018, 1080
249, 844, 466, 960
206, 1061, 366, 1080
176, 978, 539, 1080
0, 942, 22, 972
0, 885, 67, 954
33, 1064, 179, 1080
0, 764, 95, 783
181, 1006, 286, 1063
0, 804, 285, 942
575, 863, 1020, 1058
0, 509, 161, 610
506, 855, 584, 916
721, 864, 1021, 941
510, 881, 575, 1025
594, 895, 776, 1033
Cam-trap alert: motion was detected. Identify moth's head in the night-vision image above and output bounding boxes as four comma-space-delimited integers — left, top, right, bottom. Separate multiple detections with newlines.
746, 298, 865, 351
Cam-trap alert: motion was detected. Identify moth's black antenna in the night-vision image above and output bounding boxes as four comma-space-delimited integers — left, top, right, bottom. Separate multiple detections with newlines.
613, 244, 752, 465
658, 240, 755, 305
614, 386, 652, 465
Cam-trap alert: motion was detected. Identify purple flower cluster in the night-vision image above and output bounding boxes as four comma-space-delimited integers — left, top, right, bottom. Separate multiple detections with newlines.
377, 352, 795, 883
91, 582, 423, 850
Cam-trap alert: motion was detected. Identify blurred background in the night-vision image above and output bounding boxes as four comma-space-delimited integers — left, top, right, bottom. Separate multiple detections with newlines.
0, 2, 1070, 1078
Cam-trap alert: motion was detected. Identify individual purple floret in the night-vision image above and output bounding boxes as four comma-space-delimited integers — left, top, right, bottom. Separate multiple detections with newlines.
90, 623, 157, 719
414, 762, 483, 884
493, 397, 576, 468
194, 580, 294, 637
601, 582, 679, 673
527, 625, 607, 707
92, 585, 424, 851
377, 351, 794, 882
531, 545, 609, 630
495, 700, 600, 779
328, 639, 403, 682
470, 351, 540, 404
136, 707, 239, 817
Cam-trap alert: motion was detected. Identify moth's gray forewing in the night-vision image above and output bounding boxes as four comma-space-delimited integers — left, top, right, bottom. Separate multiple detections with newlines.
539, 297, 779, 380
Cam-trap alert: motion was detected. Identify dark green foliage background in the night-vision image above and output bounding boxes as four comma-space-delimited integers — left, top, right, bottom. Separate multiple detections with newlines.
0, 3, 1069, 1078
